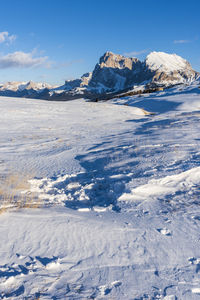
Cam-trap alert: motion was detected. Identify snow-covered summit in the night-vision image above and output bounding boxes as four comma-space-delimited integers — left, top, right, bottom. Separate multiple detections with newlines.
0, 81, 27, 92
18, 80, 54, 91
146, 51, 191, 73
0, 80, 54, 92
144, 51, 199, 86
87, 51, 199, 95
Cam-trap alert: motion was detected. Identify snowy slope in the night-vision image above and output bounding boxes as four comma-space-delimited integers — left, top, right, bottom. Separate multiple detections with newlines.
146, 51, 189, 72
0, 85, 200, 299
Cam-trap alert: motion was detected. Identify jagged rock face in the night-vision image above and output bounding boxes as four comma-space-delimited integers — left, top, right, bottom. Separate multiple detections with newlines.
99, 51, 137, 69
80, 72, 92, 86
53, 73, 92, 93
63, 79, 82, 90
89, 51, 146, 92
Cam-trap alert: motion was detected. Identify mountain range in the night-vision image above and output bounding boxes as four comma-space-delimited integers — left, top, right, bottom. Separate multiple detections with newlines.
0, 51, 199, 100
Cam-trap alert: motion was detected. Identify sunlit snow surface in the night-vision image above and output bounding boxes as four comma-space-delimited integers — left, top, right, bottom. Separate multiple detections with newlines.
0, 84, 200, 299
146, 51, 189, 72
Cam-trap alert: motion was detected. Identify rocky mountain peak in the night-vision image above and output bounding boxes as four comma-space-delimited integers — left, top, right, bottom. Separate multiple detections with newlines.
88, 51, 144, 92
99, 51, 139, 70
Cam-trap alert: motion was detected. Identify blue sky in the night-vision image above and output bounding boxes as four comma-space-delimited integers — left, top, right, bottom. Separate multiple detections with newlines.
0, 0, 199, 84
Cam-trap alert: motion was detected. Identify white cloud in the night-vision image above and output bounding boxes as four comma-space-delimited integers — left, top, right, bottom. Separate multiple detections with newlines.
0, 51, 49, 69
173, 39, 190, 44
124, 50, 147, 57
0, 31, 16, 44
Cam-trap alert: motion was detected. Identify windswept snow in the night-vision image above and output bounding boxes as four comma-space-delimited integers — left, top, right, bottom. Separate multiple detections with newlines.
119, 166, 200, 203
1, 84, 200, 299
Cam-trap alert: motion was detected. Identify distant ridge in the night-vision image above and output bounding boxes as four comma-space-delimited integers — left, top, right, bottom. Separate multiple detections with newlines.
0, 51, 199, 100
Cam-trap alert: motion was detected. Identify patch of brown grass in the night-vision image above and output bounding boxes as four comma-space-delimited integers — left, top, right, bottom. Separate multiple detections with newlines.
0, 172, 41, 214
141, 108, 156, 115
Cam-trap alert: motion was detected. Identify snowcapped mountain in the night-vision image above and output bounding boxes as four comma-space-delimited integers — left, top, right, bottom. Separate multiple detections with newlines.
0, 80, 53, 92
19, 81, 54, 91
87, 51, 199, 93
0, 80, 55, 98
0, 51, 199, 100
0, 81, 27, 92
145, 51, 198, 85
88, 51, 144, 92
46, 51, 200, 100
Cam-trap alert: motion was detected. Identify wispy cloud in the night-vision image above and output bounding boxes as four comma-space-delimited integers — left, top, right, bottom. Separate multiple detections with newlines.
0, 31, 16, 44
173, 39, 190, 44
0, 51, 50, 69
53, 59, 84, 69
123, 50, 148, 57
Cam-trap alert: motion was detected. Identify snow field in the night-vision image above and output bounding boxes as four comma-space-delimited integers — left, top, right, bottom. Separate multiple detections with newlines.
0, 84, 200, 298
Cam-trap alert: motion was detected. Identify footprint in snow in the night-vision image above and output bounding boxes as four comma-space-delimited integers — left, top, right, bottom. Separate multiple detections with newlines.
188, 257, 200, 264
98, 281, 122, 296
188, 257, 200, 272
163, 295, 177, 300
192, 215, 200, 221
157, 228, 172, 236
35, 255, 58, 267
